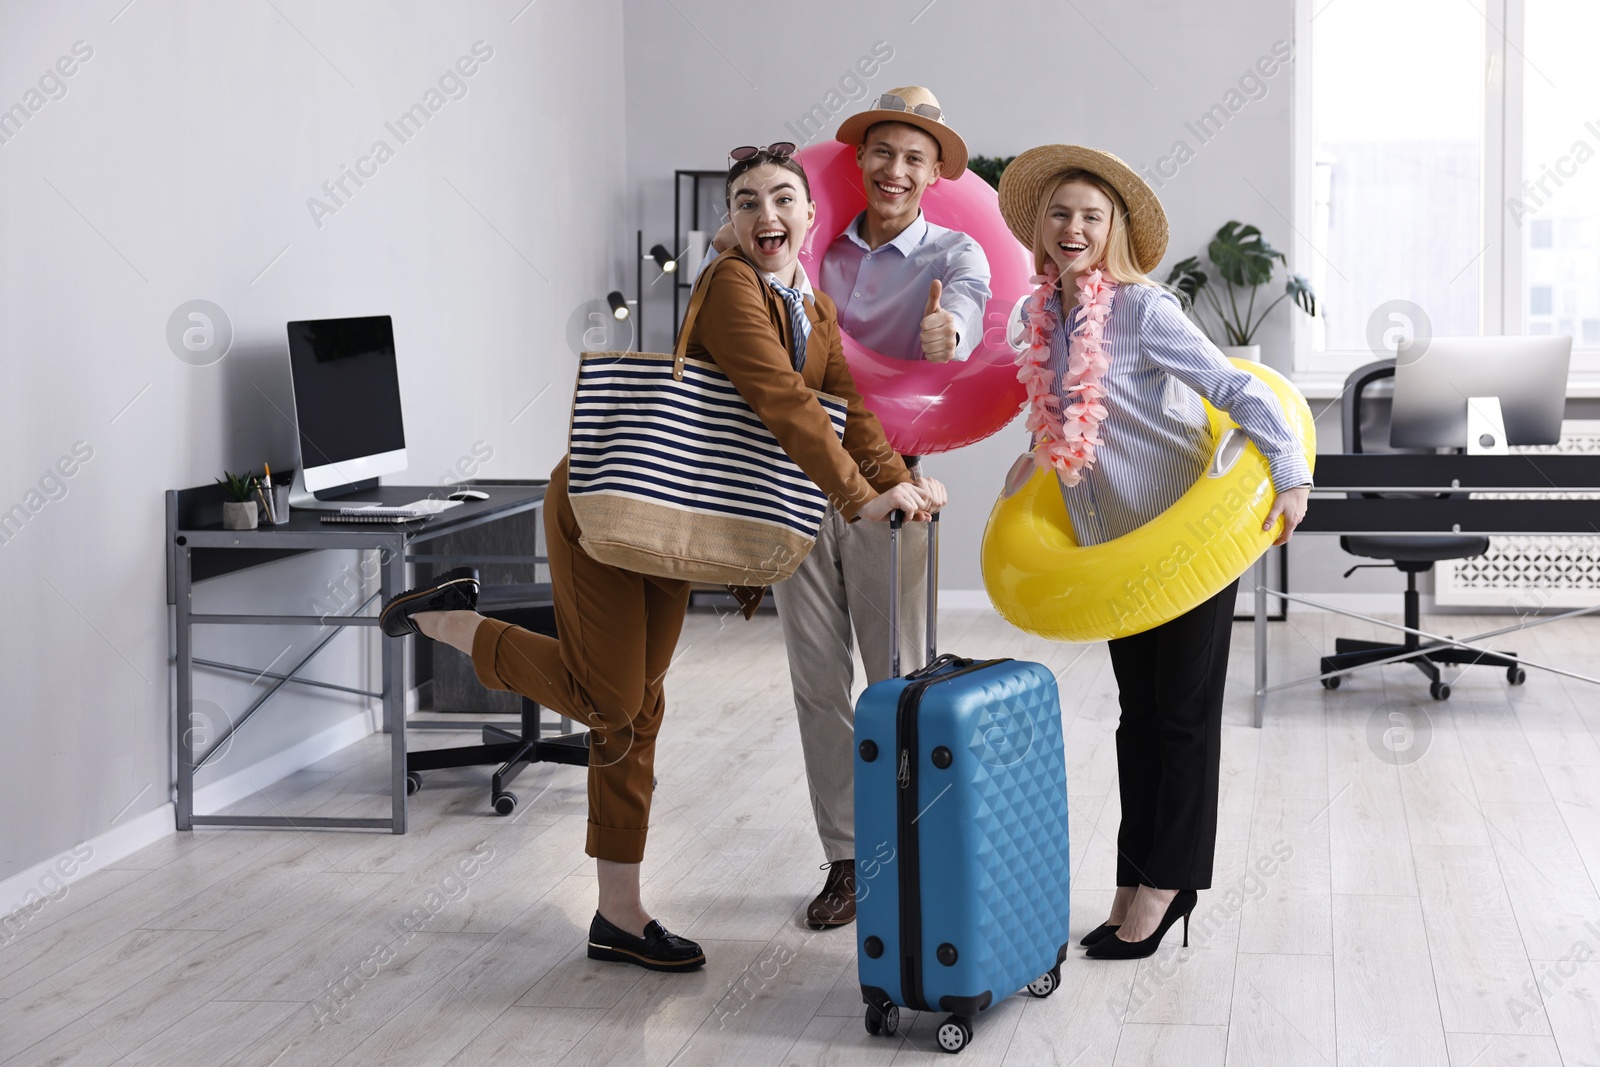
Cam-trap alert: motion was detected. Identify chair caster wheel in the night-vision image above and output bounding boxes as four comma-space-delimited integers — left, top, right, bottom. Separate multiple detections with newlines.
1507, 666, 1526, 685
1321, 676, 1341, 690
864, 1003, 899, 1036
936, 1015, 972, 1053
1430, 681, 1451, 701
405, 772, 422, 795
492, 791, 517, 816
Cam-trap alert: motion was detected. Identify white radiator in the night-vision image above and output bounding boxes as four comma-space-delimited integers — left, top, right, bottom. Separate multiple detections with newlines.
1434, 421, 1600, 609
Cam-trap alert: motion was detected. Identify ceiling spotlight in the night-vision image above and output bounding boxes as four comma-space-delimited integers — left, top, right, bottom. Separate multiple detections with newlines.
607, 291, 629, 320
648, 243, 678, 273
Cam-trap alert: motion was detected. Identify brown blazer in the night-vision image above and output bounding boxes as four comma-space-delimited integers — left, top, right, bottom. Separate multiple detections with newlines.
684, 250, 912, 616
684, 250, 911, 519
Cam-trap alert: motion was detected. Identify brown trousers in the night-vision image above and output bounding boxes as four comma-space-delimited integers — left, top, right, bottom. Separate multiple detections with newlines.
471, 459, 690, 863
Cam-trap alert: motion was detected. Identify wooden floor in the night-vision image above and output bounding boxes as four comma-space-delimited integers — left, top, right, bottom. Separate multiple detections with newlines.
6, 606, 1600, 1066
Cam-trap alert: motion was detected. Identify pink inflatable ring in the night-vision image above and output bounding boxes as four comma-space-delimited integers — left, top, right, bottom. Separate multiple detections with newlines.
795, 141, 1033, 456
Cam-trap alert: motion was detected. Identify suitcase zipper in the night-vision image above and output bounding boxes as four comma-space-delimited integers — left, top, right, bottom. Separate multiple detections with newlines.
893, 659, 1006, 1014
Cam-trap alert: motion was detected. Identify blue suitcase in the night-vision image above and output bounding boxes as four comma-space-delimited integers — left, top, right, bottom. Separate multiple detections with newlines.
855, 512, 1071, 1054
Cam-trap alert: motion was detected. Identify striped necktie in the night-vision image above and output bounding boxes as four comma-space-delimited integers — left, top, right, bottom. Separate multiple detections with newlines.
768, 278, 811, 372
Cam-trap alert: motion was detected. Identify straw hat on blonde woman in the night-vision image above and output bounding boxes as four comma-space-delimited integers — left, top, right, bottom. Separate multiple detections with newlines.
999, 145, 1311, 960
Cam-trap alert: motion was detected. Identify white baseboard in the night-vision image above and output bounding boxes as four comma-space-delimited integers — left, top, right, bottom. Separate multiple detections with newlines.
1275, 593, 1404, 615
938, 590, 997, 612
189, 710, 377, 816
1, 709, 377, 927
934, 588, 1433, 620
0, 802, 176, 935
937, 589, 1413, 617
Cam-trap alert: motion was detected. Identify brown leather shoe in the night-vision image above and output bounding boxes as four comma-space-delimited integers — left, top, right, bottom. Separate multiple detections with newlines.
806, 859, 856, 928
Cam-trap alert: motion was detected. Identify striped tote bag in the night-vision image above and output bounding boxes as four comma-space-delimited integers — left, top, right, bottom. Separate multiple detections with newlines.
566, 278, 846, 586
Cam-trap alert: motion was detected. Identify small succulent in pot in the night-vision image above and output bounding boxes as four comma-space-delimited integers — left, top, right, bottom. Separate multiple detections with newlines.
217, 470, 259, 530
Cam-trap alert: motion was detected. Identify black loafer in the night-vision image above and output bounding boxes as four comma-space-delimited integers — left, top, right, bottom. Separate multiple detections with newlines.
587, 912, 706, 972
379, 567, 480, 638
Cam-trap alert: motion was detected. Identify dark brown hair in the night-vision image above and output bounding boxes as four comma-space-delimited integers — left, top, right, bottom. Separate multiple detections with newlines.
724, 150, 812, 205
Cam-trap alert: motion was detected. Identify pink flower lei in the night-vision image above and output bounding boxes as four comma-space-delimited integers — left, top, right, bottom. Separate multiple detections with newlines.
1015, 265, 1117, 486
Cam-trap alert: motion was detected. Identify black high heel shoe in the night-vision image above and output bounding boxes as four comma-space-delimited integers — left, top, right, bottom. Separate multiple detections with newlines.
1079, 923, 1120, 947
1084, 890, 1197, 960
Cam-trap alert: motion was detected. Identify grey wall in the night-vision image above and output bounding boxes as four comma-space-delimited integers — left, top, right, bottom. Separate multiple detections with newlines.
621, 0, 1311, 591
0, 0, 626, 879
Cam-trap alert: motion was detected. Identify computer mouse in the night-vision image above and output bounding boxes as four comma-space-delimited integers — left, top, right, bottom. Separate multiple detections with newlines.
447, 489, 490, 501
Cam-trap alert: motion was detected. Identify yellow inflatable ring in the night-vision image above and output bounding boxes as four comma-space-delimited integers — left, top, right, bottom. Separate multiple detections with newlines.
981, 359, 1316, 643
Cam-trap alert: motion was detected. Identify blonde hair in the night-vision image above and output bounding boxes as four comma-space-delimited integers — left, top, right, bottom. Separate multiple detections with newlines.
1031, 169, 1156, 287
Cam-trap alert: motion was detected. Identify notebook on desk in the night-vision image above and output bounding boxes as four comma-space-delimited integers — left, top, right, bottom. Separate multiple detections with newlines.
318, 499, 462, 523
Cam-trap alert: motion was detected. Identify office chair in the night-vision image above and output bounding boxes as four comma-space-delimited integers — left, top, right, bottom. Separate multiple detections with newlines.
407, 590, 589, 815
1320, 359, 1526, 700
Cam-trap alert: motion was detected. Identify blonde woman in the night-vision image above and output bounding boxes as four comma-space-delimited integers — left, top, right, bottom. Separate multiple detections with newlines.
997, 146, 1310, 959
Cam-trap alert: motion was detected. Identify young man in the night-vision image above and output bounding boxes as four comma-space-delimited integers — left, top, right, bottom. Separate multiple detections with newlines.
780, 87, 990, 928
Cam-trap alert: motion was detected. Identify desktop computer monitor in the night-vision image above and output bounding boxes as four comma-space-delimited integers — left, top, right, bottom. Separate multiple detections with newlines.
285, 315, 408, 504
1390, 335, 1571, 449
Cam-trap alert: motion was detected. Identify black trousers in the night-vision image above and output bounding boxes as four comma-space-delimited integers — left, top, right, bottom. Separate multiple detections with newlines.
1106, 579, 1239, 891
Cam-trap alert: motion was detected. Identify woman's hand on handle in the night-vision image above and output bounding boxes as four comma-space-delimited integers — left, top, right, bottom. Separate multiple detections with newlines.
1264, 485, 1310, 546
912, 472, 949, 513
859, 481, 931, 523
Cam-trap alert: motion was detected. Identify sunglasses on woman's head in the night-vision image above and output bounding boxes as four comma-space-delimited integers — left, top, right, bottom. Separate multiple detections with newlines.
876, 93, 942, 121
729, 142, 797, 164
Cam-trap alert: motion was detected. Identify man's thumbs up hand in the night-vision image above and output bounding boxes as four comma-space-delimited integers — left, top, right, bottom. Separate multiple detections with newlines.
921, 278, 957, 363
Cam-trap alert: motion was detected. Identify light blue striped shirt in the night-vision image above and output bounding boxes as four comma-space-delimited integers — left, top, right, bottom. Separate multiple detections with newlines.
820, 211, 991, 362
1028, 282, 1312, 545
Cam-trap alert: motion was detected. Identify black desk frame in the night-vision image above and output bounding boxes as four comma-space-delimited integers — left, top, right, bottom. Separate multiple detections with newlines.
1250, 454, 1600, 725
166, 482, 548, 833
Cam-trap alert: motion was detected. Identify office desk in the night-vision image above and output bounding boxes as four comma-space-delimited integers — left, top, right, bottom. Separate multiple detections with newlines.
1251, 454, 1600, 725
166, 482, 546, 833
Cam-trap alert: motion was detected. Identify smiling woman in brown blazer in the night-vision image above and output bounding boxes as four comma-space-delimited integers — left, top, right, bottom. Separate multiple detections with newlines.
378, 144, 936, 973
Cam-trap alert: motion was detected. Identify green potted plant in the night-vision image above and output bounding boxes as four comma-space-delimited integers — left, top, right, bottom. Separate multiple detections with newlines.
216, 470, 259, 530
1165, 221, 1317, 361
968, 155, 1016, 191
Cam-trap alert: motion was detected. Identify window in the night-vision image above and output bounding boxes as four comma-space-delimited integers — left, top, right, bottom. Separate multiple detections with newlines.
1301, 0, 1600, 374
1308, 0, 1484, 358
1522, 0, 1600, 356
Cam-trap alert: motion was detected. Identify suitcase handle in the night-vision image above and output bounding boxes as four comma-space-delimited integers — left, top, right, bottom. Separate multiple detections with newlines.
887, 507, 939, 679
906, 652, 971, 679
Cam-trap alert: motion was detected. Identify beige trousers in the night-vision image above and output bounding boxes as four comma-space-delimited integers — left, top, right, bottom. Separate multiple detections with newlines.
773, 507, 929, 862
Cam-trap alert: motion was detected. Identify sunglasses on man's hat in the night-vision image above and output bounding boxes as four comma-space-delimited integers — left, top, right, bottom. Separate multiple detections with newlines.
875, 92, 943, 121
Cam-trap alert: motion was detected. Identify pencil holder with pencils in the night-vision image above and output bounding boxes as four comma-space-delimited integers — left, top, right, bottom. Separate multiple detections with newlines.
259, 465, 293, 525
269, 482, 291, 524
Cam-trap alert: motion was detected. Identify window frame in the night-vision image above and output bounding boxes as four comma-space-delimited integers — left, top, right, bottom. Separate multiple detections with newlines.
1293, 0, 1600, 381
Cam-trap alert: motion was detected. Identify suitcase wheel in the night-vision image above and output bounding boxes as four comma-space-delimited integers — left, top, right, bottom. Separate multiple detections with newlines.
863, 1003, 900, 1037
1026, 966, 1061, 998
936, 1016, 972, 1053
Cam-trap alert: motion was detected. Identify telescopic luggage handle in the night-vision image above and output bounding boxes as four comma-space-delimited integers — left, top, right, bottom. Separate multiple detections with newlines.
887, 509, 939, 679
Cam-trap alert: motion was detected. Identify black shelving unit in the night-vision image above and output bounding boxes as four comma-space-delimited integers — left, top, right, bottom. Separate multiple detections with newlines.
672, 168, 728, 335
